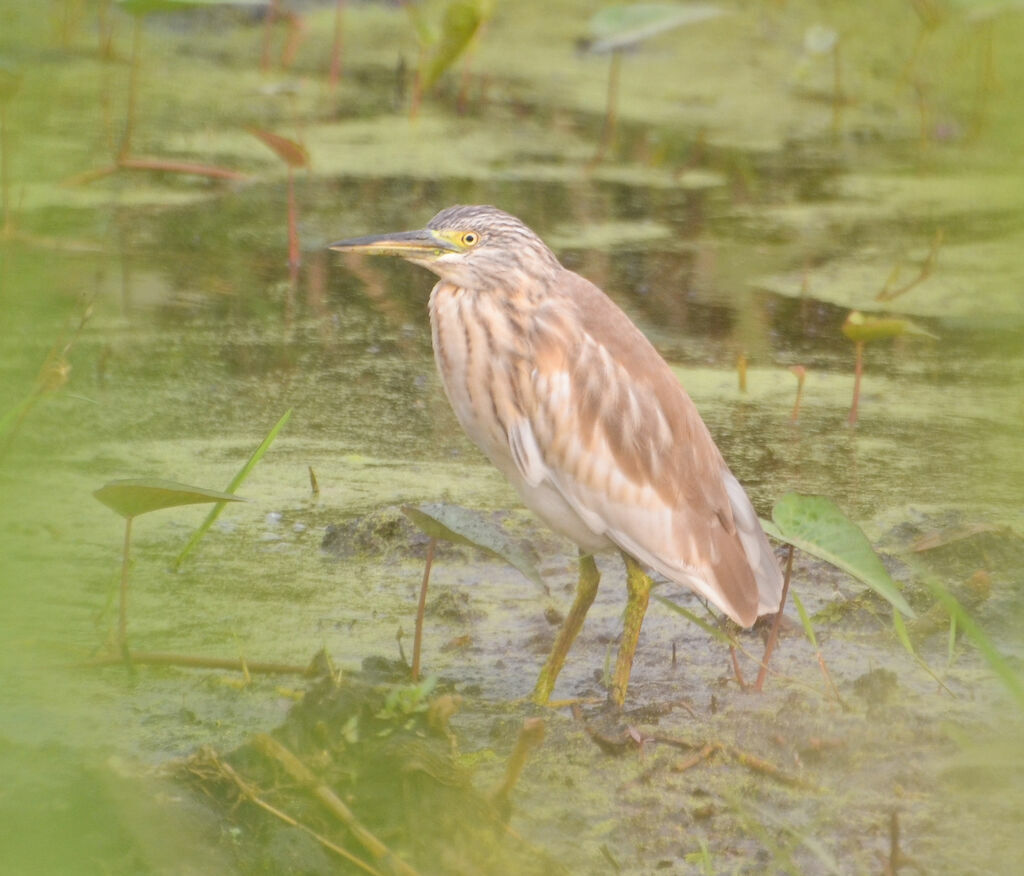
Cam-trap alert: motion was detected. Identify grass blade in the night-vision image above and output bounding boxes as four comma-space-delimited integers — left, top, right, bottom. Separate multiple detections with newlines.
653, 593, 734, 646
905, 557, 1024, 709
174, 408, 292, 568
791, 591, 818, 650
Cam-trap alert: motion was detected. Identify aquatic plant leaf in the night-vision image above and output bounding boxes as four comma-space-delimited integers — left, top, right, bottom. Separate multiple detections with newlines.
401, 503, 546, 594
764, 493, 916, 618
841, 310, 939, 343
117, 0, 268, 15
175, 408, 292, 568
791, 591, 819, 649
94, 478, 244, 519
421, 0, 487, 92
248, 128, 309, 169
903, 555, 1024, 709
585, 3, 725, 54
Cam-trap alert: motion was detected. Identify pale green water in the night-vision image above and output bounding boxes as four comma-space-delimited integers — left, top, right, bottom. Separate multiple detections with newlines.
1, 1, 1023, 873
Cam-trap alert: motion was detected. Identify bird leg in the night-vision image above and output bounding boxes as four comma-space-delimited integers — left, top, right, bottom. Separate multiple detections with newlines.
532, 552, 600, 704
609, 554, 653, 707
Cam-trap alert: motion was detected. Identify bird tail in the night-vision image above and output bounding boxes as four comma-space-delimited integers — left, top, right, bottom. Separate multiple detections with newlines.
721, 469, 784, 617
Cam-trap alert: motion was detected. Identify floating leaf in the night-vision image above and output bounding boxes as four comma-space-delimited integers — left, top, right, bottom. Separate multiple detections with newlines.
401, 503, 547, 595
841, 310, 939, 343
763, 493, 915, 618
249, 128, 309, 169
421, 0, 488, 92
584, 3, 726, 54
175, 408, 292, 568
94, 478, 245, 519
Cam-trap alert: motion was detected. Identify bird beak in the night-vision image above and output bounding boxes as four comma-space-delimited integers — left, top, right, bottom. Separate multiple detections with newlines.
327, 228, 459, 259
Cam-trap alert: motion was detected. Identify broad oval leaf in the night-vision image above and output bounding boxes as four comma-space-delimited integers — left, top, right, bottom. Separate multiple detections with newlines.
842, 310, 939, 343
585, 3, 726, 54
764, 493, 915, 618
421, 0, 487, 92
401, 503, 547, 595
94, 478, 246, 519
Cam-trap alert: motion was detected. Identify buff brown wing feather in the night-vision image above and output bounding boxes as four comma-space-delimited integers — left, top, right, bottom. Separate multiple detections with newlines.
519, 272, 772, 625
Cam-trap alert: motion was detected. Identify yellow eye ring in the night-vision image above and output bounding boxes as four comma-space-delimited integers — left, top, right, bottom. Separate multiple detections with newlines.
460, 231, 479, 247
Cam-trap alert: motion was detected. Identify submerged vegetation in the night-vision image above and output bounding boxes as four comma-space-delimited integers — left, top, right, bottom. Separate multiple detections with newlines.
1, 0, 1022, 872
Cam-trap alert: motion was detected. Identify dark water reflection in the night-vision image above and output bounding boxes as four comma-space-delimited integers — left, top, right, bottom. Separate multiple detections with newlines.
90, 171, 1014, 526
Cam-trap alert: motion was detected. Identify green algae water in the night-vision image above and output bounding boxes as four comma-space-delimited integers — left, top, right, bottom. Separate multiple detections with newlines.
1, 1, 1022, 872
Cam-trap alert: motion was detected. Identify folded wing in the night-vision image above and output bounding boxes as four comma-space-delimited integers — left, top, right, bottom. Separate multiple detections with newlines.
511, 272, 782, 627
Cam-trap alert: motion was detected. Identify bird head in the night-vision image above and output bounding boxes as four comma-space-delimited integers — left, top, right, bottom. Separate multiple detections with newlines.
329, 204, 560, 291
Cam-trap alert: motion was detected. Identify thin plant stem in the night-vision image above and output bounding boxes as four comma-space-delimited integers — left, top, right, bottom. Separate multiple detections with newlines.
590, 49, 621, 166
848, 339, 863, 426
754, 543, 794, 692
119, 15, 142, 160
411, 537, 435, 681
329, 0, 345, 91
119, 515, 133, 657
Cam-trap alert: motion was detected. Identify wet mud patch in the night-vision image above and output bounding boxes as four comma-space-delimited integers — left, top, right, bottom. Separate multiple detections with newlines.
153, 513, 1024, 874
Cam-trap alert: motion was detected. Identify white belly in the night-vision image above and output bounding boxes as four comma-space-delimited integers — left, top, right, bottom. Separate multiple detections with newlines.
429, 282, 611, 554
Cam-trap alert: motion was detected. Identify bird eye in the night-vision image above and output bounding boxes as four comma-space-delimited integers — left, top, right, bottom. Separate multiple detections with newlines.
460, 231, 479, 247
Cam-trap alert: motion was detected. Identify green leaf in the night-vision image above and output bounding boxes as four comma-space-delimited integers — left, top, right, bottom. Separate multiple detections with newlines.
174, 408, 292, 568
652, 594, 734, 646
905, 556, 1024, 709
400, 503, 546, 594
421, 0, 487, 92
892, 606, 916, 656
764, 493, 915, 618
791, 591, 818, 649
841, 310, 939, 343
93, 478, 245, 519
585, 3, 726, 54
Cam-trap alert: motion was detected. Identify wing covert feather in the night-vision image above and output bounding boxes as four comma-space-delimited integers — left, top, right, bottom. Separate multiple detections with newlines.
519, 271, 778, 625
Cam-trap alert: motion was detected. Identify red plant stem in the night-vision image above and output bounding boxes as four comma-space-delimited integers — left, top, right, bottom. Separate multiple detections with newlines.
329, 0, 346, 90
119, 15, 142, 160
279, 13, 306, 70
730, 645, 747, 690
848, 340, 863, 426
287, 167, 300, 274
411, 538, 436, 681
790, 367, 806, 421
119, 157, 247, 180
261, 0, 279, 72
754, 543, 794, 693
591, 49, 621, 166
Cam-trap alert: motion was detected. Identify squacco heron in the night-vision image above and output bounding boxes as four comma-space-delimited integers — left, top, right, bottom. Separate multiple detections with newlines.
330, 205, 783, 706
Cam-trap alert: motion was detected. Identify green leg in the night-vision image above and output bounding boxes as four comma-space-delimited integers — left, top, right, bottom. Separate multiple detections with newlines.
609, 554, 653, 707
532, 552, 600, 704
